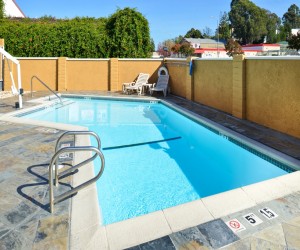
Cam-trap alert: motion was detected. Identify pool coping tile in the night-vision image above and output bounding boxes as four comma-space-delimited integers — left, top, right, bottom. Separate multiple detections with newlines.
163, 199, 214, 232
241, 177, 293, 203
105, 211, 172, 250
201, 188, 257, 218
275, 170, 300, 192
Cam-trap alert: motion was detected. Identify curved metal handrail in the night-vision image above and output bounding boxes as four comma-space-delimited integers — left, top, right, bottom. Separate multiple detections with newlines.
49, 146, 105, 213
31, 75, 63, 104
55, 131, 101, 152
54, 131, 102, 184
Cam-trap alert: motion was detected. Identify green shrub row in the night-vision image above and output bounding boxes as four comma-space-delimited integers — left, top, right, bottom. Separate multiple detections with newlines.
0, 8, 153, 58
0, 17, 110, 58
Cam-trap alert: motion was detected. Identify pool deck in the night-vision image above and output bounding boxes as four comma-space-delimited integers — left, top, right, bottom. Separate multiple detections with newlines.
0, 91, 300, 249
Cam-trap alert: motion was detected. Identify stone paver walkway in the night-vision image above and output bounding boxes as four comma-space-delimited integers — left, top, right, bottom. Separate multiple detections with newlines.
0, 122, 73, 249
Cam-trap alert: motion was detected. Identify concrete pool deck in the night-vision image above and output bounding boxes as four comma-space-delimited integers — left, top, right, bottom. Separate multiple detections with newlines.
0, 91, 300, 249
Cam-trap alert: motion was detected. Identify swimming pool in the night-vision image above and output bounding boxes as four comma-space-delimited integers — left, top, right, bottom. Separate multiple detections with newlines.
20, 96, 295, 225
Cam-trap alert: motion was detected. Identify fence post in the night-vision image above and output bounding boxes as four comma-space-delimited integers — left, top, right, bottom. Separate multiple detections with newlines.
109, 58, 119, 91
57, 57, 67, 91
232, 55, 246, 119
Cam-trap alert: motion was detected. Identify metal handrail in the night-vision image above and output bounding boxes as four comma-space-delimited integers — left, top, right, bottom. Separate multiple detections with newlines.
31, 75, 63, 104
49, 146, 105, 213
54, 131, 101, 185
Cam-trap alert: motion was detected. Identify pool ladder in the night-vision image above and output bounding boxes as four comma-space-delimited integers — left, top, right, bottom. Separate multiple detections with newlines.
48, 131, 105, 213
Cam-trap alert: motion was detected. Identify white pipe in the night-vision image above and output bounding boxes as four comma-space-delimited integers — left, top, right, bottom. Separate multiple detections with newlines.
17, 64, 22, 108
0, 47, 23, 108
0, 47, 19, 65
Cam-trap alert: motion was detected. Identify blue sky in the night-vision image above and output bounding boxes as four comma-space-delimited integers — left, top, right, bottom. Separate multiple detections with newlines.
15, 0, 298, 47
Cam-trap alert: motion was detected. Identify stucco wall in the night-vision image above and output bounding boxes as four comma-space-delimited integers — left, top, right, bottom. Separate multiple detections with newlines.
165, 60, 188, 98
66, 59, 109, 91
246, 58, 300, 138
4, 58, 57, 91
118, 59, 162, 91
193, 59, 233, 114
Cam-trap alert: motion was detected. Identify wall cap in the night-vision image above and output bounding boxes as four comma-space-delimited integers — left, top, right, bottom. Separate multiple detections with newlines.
67, 58, 110, 61
118, 58, 163, 61
195, 58, 233, 61
246, 56, 300, 60
17, 57, 58, 60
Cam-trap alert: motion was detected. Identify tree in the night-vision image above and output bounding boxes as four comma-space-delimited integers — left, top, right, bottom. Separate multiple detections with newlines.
265, 11, 281, 43
282, 4, 300, 29
106, 7, 152, 58
171, 43, 181, 56
218, 12, 231, 40
179, 42, 194, 57
225, 38, 244, 57
150, 38, 155, 52
202, 27, 213, 38
229, 0, 268, 44
184, 28, 203, 38
157, 39, 174, 57
288, 31, 300, 51
174, 35, 184, 44
0, 0, 4, 19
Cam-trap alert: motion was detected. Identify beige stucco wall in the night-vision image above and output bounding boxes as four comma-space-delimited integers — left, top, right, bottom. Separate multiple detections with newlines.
66, 59, 110, 91
165, 60, 188, 98
193, 59, 233, 114
246, 58, 300, 138
4, 58, 57, 91
118, 59, 163, 91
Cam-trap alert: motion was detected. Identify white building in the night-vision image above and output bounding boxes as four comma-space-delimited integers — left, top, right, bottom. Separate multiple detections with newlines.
242, 44, 280, 56
291, 29, 300, 35
3, 0, 25, 17
181, 38, 228, 58
182, 38, 225, 50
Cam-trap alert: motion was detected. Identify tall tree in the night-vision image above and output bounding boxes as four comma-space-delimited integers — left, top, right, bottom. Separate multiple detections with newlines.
229, 0, 268, 44
184, 28, 203, 38
150, 38, 155, 52
282, 4, 300, 29
202, 27, 213, 38
0, 0, 4, 19
106, 7, 152, 58
265, 11, 281, 43
218, 12, 231, 40
174, 35, 184, 44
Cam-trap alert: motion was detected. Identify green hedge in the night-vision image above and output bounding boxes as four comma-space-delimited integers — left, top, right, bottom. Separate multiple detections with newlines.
0, 17, 109, 57
0, 8, 153, 58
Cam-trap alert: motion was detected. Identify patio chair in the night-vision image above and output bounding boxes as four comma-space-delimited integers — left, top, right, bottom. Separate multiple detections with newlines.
122, 73, 150, 95
149, 75, 169, 97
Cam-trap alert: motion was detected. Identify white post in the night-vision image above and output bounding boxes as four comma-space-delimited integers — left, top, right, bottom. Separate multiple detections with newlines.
17, 63, 22, 108
0, 47, 23, 108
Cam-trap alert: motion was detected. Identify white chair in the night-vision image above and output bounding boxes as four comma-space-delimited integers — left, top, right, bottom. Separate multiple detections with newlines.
123, 73, 150, 95
149, 75, 169, 97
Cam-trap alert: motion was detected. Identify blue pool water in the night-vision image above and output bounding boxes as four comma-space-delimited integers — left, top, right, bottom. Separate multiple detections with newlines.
22, 97, 291, 225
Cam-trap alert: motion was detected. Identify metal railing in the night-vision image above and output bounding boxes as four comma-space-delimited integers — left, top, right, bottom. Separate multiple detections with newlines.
54, 131, 101, 185
31, 75, 63, 104
49, 131, 104, 213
